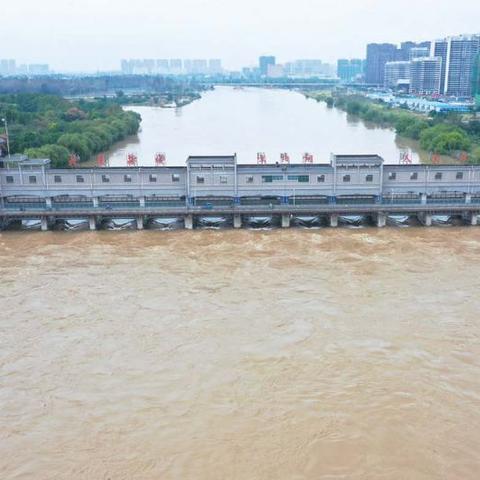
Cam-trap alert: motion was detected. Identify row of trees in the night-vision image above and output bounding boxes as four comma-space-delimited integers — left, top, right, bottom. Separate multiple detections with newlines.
313, 93, 480, 163
0, 93, 141, 167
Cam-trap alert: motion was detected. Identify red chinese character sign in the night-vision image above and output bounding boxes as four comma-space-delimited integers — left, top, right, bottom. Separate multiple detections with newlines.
459, 151, 468, 164
97, 153, 107, 167
127, 153, 138, 167
303, 153, 314, 164
399, 149, 412, 164
431, 153, 440, 165
280, 153, 290, 164
68, 154, 79, 168
257, 152, 267, 164
155, 153, 166, 166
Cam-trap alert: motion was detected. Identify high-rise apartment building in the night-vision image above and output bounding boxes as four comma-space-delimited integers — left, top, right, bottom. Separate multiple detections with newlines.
169, 59, 183, 74
384, 61, 411, 89
208, 59, 223, 74
259, 56, 276, 76
337, 59, 364, 82
431, 35, 480, 97
156, 59, 169, 74
410, 57, 442, 95
365, 44, 397, 84
398, 41, 431, 61
409, 47, 430, 60
0, 59, 16, 76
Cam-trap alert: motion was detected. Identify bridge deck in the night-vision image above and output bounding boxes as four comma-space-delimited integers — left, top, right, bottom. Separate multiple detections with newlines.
1, 203, 479, 218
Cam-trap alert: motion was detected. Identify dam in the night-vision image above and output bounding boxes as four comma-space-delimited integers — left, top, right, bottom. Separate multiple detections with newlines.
1, 153, 479, 230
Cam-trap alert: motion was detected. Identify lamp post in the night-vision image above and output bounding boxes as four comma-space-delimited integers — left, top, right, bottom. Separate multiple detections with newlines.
1, 117, 11, 158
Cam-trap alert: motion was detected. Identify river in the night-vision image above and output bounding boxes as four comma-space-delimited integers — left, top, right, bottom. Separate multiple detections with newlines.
105, 87, 424, 166
1, 228, 480, 479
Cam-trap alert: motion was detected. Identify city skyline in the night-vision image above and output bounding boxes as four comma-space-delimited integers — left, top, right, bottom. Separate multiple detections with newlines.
2, 0, 479, 72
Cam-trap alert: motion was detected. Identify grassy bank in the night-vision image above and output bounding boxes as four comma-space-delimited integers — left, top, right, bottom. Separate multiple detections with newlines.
0, 94, 141, 167
306, 92, 480, 164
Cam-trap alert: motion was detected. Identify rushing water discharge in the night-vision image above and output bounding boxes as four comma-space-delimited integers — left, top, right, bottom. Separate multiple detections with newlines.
105, 87, 422, 166
1, 228, 480, 479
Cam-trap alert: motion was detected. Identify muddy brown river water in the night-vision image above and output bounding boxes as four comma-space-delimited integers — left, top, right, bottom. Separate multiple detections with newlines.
1, 228, 480, 479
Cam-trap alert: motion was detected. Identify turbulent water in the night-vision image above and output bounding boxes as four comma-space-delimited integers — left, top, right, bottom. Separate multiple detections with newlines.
1, 228, 480, 479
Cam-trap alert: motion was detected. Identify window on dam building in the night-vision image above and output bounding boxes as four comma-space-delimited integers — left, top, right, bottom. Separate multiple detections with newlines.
246, 176, 254, 184
456, 172, 464, 180
54, 175, 62, 183
197, 176, 205, 184
29, 176, 37, 184
124, 175, 132, 183
435, 172, 443, 180
317, 175, 325, 183
366, 174, 373, 182
6, 176, 14, 184
76, 175, 84, 183
287, 175, 309, 183
388, 172, 396, 180
102, 175, 110, 183
343, 175, 351, 183
149, 174, 157, 182
262, 175, 283, 183
219, 175, 228, 184
411, 172, 418, 180
172, 174, 180, 182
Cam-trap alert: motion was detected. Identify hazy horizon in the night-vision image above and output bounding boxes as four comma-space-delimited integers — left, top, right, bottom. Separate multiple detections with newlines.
2, 0, 480, 72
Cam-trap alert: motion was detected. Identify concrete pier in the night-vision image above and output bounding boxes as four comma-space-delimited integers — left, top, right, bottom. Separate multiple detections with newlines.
41, 217, 48, 231
233, 213, 242, 229
46, 197, 52, 208
424, 213, 432, 227
376, 213, 386, 228
281, 214, 290, 228
136, 215, 144, 230
470, 213, 478, 226
330, 214, 338, 227
184, 214, 193, 230
466, 193, 472, 204
89, 216, 96, 231
421, 193, 427, 205
93, 197, 99, 208
139, 197, 145, 207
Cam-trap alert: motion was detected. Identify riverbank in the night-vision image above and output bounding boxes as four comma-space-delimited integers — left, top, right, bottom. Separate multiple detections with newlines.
0, 93, 141, 168
113, 91, 203, 108
305, 91, 480, 165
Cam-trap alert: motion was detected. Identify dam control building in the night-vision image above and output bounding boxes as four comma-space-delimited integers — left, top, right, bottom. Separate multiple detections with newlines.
1, 154, 480, 229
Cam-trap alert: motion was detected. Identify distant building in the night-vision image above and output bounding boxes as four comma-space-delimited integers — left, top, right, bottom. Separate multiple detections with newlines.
208, 59, 223, 74
337, 59, 364, 82
0, 59, 16, 76
410, 57, 442, 95
192, 59, 208, 74
365, 43, 397, 84
169, 59, 183, 74
121, 59, 132, 74
384, 61, 411, 89
267, 64, 284, 78
156, 59, 169, 74
398, 41, 431, 61
259, 56, 276, 76
409, 47, 430, 60
28, 64, 49, 75
473, 54, 480, 100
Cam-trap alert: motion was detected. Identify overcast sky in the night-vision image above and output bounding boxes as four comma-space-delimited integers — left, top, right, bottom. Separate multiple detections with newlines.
2, 0, 479, 72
